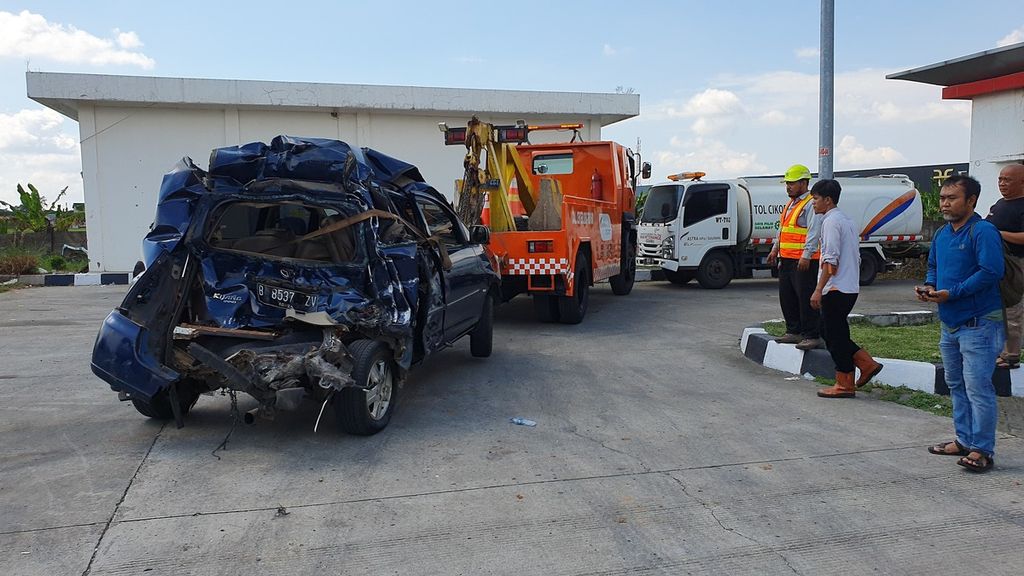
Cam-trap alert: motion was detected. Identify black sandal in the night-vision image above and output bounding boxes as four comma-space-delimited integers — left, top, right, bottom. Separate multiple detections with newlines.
957, 452, 994, 473
928, 440, 968, 456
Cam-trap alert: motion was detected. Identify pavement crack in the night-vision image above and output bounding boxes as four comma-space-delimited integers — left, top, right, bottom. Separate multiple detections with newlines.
568, 426, 651, 473
81, 421, 166, 576
666, 473, 803, 576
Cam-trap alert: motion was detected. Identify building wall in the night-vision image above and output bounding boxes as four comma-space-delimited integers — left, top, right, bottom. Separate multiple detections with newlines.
78, 106, 605, 272
969, 89, 1024, 214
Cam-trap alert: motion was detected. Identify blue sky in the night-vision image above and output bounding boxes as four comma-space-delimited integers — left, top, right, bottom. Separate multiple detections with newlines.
0, 1, 1021, 206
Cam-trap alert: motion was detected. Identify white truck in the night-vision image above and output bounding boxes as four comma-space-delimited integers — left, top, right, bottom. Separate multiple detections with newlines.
636, 173, 923, 288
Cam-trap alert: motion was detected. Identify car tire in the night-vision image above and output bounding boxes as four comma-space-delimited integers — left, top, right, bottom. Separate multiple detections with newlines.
860, 250, 880, 286
333, 339, 398, 436
558, 251, 590, 324
696, 251, 733, 289
664, 269, 695, 285
470, 294, 494, 357
609, 233, 636, 296
533, 294, 560, 322
130, 384, 200, 420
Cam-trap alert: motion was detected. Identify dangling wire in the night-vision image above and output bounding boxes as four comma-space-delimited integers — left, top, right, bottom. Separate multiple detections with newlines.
210, 389, 238, 457
314, 390, 334, 433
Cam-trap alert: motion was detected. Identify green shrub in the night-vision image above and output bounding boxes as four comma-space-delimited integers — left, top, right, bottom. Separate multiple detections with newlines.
38, 253, 66, 270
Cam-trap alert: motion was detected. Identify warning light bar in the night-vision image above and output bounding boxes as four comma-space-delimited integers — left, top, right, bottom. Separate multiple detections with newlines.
527, 123, 584, 131
496, 126, 529, 143
443, 127, 467, 146
667, 171, 706, 181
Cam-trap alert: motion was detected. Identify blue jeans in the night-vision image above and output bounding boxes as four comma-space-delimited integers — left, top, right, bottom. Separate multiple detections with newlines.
939, 318, 1004, 457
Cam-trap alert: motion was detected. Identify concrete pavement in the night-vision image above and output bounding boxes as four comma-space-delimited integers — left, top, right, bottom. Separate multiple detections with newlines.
1, 278, 1021, 575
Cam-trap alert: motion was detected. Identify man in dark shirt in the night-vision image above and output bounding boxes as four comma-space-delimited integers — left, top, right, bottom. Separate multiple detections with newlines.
985, 163, 1024, 368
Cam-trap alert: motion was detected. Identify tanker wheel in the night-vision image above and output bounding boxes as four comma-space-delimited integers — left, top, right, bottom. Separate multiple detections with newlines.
696, 251, 734, 289
859, 250, 880, 286
664, 269, 695, 285
558, 252, 591, 324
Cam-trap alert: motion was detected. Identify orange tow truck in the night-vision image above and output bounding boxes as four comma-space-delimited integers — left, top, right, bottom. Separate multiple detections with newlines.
441, 117, 650, 323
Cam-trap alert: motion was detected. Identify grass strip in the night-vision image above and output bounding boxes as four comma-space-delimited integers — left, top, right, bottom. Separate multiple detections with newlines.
763, 320, 941, 363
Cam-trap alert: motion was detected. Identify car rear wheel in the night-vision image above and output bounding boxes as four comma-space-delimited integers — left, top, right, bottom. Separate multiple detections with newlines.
470, 294, 494, 357
558, 252, 590, 324
333, 339, 398, 435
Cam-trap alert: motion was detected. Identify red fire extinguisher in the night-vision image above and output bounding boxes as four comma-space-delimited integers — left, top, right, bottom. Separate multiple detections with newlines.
590, 169, 603, 198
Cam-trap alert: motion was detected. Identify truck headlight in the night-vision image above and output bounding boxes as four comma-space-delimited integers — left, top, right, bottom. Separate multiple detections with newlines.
660, 236, 675, 258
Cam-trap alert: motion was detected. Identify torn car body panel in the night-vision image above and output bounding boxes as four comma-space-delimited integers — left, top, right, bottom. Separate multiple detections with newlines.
92, 136, 498, 433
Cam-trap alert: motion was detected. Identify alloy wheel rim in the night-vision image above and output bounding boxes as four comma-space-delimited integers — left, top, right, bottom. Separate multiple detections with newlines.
365, 359, 393, 420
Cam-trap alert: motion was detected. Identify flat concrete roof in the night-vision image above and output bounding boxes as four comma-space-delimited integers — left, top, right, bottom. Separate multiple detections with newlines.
887, 42, 1024, 86
26, 71, 639, 125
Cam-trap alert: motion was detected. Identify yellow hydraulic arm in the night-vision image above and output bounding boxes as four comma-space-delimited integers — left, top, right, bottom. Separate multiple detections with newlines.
441, 116, 535, 232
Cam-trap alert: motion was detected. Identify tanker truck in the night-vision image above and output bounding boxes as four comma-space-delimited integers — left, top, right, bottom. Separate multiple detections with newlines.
636, 172, 923, 288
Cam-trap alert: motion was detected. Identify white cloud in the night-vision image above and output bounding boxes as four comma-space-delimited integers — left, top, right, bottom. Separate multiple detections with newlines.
682, 88, 743, 116
758, 110, 796, 125
836, 135, 905, 167
795, 47, 819, 59
603, 43, 617, 56
997, 26, 1024, 47
0, 108, 82, 207
115, 29, 142, 49
655, 136, 767, 178
0, 10, 155, 69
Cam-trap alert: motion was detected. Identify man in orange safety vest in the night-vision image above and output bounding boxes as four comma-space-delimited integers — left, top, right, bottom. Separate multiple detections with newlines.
767, 164, 823, 350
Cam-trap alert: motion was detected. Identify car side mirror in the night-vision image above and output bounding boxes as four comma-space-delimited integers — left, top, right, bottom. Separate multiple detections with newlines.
470, 225, 490, 244
641, 162, 652, 180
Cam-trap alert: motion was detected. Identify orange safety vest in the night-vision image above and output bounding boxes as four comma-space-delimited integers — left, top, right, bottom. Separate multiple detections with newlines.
778, 195, 820, 260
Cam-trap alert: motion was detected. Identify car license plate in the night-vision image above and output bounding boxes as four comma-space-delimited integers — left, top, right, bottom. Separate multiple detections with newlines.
255, 283, 318, 311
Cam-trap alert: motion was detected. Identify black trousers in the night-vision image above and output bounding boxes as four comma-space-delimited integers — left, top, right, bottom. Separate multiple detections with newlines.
821, 290, 861, 373
778, 257, 820, 338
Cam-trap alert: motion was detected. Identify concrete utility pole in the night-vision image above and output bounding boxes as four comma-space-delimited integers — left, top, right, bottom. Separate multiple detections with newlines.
819, 0, 834, 179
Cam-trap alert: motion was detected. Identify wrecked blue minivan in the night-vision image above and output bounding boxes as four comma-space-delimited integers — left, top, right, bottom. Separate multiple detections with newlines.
91, 136, 499, 435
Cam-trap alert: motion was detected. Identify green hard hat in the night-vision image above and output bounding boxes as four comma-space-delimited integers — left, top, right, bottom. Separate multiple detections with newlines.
782, 164, 812, 182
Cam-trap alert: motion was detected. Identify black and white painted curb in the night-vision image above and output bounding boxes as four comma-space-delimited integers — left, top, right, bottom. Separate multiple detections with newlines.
7, 273, 131, 287
741, 326, 1023, 398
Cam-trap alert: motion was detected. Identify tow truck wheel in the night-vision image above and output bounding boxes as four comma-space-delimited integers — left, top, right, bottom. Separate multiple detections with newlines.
470, 294, 494, 357
334, 339, 398, 435
558, 252, 590, 324
696, 251, 734, 289
609, 235, 636, 296
533, 294, 560, 322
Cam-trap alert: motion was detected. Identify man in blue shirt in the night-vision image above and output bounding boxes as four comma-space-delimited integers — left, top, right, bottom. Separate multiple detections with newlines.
916, 175, 1004, 473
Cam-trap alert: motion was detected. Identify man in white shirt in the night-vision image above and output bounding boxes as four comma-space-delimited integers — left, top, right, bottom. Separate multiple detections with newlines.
808, 179, 884, 398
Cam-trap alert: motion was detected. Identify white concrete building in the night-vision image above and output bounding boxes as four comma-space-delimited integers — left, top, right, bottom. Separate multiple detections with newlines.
27, 72, 638, 273
889, 42, 1024, 214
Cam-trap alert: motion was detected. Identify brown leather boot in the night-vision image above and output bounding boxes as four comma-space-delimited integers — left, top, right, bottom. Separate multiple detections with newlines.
818, 371, 856, 398
853, 349, 883, 387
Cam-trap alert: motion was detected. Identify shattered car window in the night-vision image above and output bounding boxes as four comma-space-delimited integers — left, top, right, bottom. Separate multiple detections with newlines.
418, 198, 462, 246
207, 202, 364, 264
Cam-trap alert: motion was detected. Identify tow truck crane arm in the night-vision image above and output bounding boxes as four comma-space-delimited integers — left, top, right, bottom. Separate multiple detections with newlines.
440, 116, 583, 232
